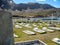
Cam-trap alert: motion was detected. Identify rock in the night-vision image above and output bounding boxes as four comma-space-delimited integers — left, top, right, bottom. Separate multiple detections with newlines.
0, 11, 14, 45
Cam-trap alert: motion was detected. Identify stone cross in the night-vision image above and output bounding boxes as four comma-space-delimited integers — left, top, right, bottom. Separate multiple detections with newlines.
0, 11, 14, 45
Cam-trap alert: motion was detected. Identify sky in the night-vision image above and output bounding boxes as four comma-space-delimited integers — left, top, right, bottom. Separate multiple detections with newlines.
13, 0, 60, 8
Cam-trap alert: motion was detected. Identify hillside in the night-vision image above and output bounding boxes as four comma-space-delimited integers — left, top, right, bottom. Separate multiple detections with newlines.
0, 0, 60, 17
0, 0, 55, 10
15, 8, 60, 17
14, 3, 55, 11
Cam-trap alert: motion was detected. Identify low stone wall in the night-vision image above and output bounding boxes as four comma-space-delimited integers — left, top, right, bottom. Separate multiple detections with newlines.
15, 39, 47, 45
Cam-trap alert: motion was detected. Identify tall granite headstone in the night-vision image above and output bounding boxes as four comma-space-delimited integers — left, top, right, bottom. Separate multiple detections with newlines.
0, 11, 14, 45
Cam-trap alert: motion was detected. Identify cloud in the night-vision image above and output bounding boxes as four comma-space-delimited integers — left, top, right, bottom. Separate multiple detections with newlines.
36, 0, 46, 1
54, 0, 57, 1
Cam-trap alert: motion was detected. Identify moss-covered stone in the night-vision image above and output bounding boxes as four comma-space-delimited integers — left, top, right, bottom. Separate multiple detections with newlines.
0, 11, 14, 45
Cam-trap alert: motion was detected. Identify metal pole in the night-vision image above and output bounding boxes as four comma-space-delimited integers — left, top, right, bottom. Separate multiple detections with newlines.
58, 16, 59, 24
51, 14, 53, 24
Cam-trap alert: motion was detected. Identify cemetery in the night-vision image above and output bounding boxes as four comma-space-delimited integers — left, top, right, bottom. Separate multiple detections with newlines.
0, 10, 60, 45
13, 20, 60, 45
0, 0, 60, 45
0, 12, 60, 45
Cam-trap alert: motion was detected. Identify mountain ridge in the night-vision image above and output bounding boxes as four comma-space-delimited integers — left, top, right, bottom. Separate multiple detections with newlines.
14, 3, 55, 11
0, 0, 55, 10
0, 0, 60, 17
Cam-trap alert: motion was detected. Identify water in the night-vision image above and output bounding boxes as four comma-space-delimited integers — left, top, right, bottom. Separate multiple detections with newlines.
31, 17, 60, 22
13, 17, 60, 23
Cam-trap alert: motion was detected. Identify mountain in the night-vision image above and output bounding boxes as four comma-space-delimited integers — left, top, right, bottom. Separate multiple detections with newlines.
0, 0, 55, 10
0, 0, 60, 17
14, 3, 55, 11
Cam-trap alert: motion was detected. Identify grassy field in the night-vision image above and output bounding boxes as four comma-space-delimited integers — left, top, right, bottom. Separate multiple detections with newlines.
14, 22, 60, 45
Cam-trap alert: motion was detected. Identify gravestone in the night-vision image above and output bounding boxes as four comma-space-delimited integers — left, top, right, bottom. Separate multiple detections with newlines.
0, 11, 14, 45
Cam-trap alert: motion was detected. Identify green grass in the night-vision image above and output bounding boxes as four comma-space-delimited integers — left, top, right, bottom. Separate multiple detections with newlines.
14, 22, 60, 45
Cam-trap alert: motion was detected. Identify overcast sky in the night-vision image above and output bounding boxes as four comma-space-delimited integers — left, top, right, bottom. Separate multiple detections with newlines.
13, 0, 60, 8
